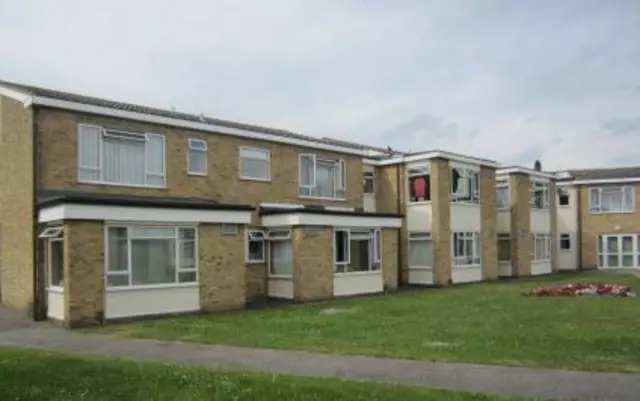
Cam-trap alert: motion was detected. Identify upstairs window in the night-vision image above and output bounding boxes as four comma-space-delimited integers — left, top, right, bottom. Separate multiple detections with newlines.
560, 233, 571, 250
78, 124, 165, 187
557, 187, 570, 206
496, 183, 509, 209
239, 147, 270, 181
589, 186, 634, 214
299, 154, 346, 199
187, 138, 207, 175
451, 167, 479, 204
530, 181, 550, 209
408, 165, 430, 203
363, 171, 375, 194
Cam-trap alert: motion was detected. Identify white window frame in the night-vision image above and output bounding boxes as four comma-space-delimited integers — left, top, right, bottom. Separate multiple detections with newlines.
239, 147, 271, 181
245, 228, 266, 264
496, 182, 509, 209
530, 181, 550, 210
408, 232, 432, 268
364, 170, 375, 194
559, 233, 571, 251
40, 227, 64, 289
221, 223, 238, 235
187, 138, 208, 176
450, 167, 480, 204
267, 229, 293, 277
557, 187, 570, 207
597, 234, 638, 268
452, 231, 481, 267
299, 153, 346, 200
589, 186, 634, 214
407, 164, 431, 204
104, 225, 198, 289
39, 226, 63, 239
531, 233, 551, 262
497, 233, 511, 262
332, 228, 382, 274
77, 124, 166, 188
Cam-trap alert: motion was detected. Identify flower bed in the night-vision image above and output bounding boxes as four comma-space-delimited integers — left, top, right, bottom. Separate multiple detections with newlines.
526, 282, 636, 297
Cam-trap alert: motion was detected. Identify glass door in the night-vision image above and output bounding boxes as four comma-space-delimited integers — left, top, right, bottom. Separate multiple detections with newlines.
621, 235, 635, 268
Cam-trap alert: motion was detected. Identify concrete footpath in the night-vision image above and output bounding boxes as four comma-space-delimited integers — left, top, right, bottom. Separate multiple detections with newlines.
0, 316, 638, 401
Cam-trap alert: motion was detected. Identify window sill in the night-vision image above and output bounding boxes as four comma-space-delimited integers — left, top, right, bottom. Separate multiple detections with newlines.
246, 260, 265, 265
268, 274, 293, 279
451, 201, 480, 206
408, 266, 432, 270
532, 259, 551, 263
531, 207, 550, 212
452, 265, 481, 269
239, 176, 271, 183
589, 210, 635, 215
558, 205, 571, 208
334, 270, 382, 277
497, 207, 509, 212
498, 260, 511, 264
299, 195, 346, 202
187, 172, 208, 177
78, 180, 166, 190
106, 283, 198, 292
408, 201, 431, 206
47, 286, 64, 294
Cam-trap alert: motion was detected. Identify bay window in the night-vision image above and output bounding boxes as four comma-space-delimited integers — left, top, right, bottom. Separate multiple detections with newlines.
105, 226, 197, 288
531, 233, 551, 262
589, 186, 634, 213
451, 167, 479, 204
530, 181, 550, 209
452, 232, 481, 267
334, 228, 381, 273
299, 154, 346, 199
78, 124, 165, 188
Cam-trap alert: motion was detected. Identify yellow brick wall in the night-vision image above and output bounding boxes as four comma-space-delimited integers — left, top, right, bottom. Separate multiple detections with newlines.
431, 158, 452, 285
509, 173, 532, 276
292, 226, 333, 301
480, 166, 498, 280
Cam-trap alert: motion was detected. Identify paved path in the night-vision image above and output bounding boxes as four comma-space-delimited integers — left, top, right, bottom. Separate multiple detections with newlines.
0, 312, 639, 401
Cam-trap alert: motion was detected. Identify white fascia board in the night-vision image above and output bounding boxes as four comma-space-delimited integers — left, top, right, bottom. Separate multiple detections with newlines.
571, 178, 640, 185
496, 167, 556, 180
374, 151, 500, 168
261, 213, 403, 228
38, 204, 253, 224
0, 86, 33, 106
31, 96, 371, 157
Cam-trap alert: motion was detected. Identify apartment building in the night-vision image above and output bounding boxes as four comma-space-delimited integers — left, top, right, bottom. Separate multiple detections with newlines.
0, 79, 635, 328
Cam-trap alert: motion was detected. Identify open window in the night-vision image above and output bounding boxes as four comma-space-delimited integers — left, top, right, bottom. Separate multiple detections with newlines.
557, 188, 570, 206
408, 165, 430, 203
246, 229, 265, 263
333, 229, 351, 272
40, 227, 64, 288
299, 154, 346, 199
451, 167, 479, 204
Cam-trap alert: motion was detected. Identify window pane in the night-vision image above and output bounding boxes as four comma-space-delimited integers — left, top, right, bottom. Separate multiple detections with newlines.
334, 230, 349, 263
108, 227, 128, 272
270, 241, 293, 275
178, 271, 197, 283
146, 134, 165, 175
107, 274, 129, 287
606, 236, 618, 253
188, 150, 207, 174
240, 157, 268, 179
299, 155, 314, 186
315, 163, 335, 197
607, 254, 619, 267
103, 138, 145, 185
409, 175, 431, 202
622, 254, 634, 267
179, 228, 196, 240
409, 240, 432, 267
347, 239, 370, 272
622, 236, 633, 252
78, 125, 101, 181
497, 239, 510, 261
179, 240, 196, 270
248, 240, 264, 261
496, 187, 508, 208
49, 240, 64, 287
131, 239, 176, 285
132, 227, 175, 238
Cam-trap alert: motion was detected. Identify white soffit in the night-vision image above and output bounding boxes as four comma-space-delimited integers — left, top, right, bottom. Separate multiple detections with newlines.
261, 213, 402, 228
38, 204, 252, 224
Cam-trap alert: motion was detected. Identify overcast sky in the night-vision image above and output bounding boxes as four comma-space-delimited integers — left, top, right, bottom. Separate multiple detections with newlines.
1, 0, 639, 170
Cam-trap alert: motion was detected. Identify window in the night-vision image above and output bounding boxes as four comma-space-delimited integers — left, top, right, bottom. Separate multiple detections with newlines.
78, 124, 165, 187
530, 181, 550, 209
246, 229, 265, 263
333, 228, 381, 273
105, 226, 197, 288
188, 138, 207, 175
221, 224, 238, 235
452, 232, 481, 266
408, 232, 432, 268
496, 183, 509, 209
364, 170, 375, 194
531, 233, 551, 261
597, 234, 637, 268
408, 165, 430, 202
299, 154, 346, 199
589, 186, 634, 213
40, 227, 64, 288
560, 233, 571, 251
239, 147, 270, 181
497, 233, 511, 262
557, 187, 570, 206
451, 167, 479, 204
268, 229, 293, 276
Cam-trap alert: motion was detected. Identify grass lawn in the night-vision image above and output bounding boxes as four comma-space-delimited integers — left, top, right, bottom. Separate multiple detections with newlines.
0, 347, 534, 401
94, 273, 640, 373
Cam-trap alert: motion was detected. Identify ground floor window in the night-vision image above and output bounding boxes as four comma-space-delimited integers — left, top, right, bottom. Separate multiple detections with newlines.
334, 228, 381, 273
560, 233, 571, 251
106, 225, 198, 288
268, 229, 293, 276
497, 233, 511, 262
245, 229, 266, 263
39, 227, 64, 288
452, 232, 481, 267
408, 232, 432, 268
597, 234, 639, 268
531, 233, 551, 262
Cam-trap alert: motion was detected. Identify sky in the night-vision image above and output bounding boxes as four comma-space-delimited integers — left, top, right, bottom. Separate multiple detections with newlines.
1, 0, 639, 170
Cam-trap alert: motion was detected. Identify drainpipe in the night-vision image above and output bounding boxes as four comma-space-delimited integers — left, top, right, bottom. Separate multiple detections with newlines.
31, 107, 45, 321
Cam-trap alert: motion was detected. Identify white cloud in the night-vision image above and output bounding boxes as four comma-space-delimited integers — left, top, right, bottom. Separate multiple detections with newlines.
1, 0, 639, 170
